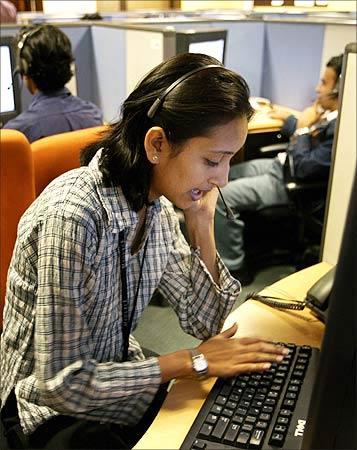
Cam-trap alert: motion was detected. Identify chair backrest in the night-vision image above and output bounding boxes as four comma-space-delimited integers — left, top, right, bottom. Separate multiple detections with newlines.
31, 125, 108, 196
0, 130, 36, 326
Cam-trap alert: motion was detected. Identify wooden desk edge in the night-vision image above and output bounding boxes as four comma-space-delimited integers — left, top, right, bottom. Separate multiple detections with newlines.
134, 262, 331, 450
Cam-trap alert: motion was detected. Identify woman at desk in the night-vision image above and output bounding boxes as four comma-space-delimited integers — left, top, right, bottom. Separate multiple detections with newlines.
0, 53, 288, 449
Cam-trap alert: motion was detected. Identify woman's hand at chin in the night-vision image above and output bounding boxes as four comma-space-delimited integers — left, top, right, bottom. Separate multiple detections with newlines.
183, 187, 219, 225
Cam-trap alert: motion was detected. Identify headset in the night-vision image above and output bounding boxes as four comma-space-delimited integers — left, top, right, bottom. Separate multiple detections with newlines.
329, 74, 341, 97
147, 64, 221, 119
12, 25, 44, 79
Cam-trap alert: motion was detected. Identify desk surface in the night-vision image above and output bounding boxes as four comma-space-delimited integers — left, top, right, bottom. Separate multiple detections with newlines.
134, 262, 331, 450
248, 103, 300, 134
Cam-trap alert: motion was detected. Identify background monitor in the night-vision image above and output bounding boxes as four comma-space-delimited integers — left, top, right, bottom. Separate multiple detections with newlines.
175, 29, 227, 64
0, 36, 21, 127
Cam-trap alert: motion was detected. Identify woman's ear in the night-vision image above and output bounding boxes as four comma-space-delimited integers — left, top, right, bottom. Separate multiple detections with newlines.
144, 127, 168, 164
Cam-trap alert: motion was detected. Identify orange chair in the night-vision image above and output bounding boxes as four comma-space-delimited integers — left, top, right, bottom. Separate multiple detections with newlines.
0, 130, 36, 326
31, 125, 108, 196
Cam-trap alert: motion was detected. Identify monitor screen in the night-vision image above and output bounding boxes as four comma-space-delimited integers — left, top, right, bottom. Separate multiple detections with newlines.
176, 29, 227, 64
0, 36, 21, 127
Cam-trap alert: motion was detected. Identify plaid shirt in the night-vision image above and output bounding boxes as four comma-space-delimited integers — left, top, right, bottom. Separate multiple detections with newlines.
0, 152, 241, 435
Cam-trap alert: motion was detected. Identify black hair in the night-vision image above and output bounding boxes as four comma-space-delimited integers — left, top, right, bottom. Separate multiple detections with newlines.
17, 24, 74, 93
326, 53, 343, 97
326, 53, 343, 79
81, 53, 254, 211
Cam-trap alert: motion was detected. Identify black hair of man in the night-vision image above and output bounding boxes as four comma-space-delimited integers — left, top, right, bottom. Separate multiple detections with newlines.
17, 24, 74, 93
81, 53, 254, 212
326, 53, 343, 79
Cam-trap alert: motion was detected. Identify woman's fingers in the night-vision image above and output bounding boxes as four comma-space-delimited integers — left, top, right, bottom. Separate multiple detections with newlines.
220, 323, 238, 339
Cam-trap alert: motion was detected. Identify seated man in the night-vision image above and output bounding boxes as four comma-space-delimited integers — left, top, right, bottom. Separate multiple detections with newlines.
3, 24, 103, 142
214, 54, 343, 284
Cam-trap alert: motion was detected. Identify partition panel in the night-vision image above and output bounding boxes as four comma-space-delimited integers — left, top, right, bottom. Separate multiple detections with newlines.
262, 22, 325, 110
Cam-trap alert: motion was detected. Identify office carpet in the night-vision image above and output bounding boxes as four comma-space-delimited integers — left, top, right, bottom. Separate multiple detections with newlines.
133, 265, 295, 355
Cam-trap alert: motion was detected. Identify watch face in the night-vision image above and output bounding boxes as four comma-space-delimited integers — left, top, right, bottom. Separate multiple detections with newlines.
194, 354, 208, 374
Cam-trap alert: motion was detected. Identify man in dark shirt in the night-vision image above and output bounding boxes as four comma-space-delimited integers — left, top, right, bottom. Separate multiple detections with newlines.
3, 24, 103, 142
214, 54, 343, 282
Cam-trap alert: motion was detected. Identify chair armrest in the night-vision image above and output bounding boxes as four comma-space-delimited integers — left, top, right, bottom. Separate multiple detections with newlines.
259, 143, 289, 156
285, 180, 327, 192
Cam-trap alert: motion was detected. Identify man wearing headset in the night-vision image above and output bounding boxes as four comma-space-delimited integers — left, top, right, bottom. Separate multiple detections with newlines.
214, 54, 343, 284
3, 24, 103, 142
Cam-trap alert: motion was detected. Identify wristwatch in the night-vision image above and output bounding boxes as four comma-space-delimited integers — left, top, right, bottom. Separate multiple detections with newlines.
190, 348, 209, 379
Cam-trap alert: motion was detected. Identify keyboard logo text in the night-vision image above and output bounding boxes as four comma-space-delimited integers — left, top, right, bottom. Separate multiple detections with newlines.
294, 419, 306, 437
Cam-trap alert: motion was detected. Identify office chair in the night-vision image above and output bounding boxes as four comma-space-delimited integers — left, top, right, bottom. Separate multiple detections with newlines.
0, 130, 36, 327
242, 143, 328, 273
31, 125, 108, 196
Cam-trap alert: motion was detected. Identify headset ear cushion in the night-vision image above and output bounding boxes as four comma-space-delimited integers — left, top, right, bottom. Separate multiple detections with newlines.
333, 75, 341, 96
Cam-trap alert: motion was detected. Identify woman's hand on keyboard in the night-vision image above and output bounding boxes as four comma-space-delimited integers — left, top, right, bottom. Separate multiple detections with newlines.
198, 323, 289, 377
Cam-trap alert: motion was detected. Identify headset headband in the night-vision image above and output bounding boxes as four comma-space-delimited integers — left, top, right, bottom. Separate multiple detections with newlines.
17, 26, 43, 57
147, 64, 221, 119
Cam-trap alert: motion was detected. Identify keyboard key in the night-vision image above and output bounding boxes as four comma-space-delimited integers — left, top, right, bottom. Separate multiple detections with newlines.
287, 385, 299, 393
205, 413, 218, 425
241, 423, 254, 433
237, 431, 250, 446
232, 414, 245, 424
256, 420, 268, 430
191, 439, 206, 449
229, 393, 241, 402
212, 416, 229, 441
251, 400, 263, 408
249, 429, 265, 448
222, 423, 240, 445
277, 416, 289, 425
245, 415, 257, 424
279, 409, 292, 417
282, 399, 296, 409
262, 405, 274, 414
216, 395, 227, 406
222, 408, 234, 417
248, 407, 260, 416
269, 432, 285, 447
210, 404, 222, 415
226, 400, 237, 410
259, 413, 271, 421
198, 423, 213, 438
220, 385, 232, 397
274, 424, 287, 434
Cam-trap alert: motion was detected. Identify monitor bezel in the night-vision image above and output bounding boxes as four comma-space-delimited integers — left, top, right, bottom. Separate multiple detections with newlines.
1, 35, 22, 127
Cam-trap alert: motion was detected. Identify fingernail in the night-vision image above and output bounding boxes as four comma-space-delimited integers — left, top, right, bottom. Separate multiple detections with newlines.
263, 363, 271, 370
276, 355, 284, 362
282, 348, 290, 355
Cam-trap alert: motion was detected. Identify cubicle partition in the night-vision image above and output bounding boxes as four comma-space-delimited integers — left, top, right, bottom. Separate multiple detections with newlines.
321, 43, 357, 266
1, 14, 355, 123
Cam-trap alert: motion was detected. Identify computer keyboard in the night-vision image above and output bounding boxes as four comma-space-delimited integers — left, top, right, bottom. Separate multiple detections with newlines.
180, 343, 319, 450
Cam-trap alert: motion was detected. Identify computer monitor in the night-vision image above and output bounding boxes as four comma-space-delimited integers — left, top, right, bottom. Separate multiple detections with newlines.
0, 36, 21, 127
303, 42, 356, 450
175, 29, 227, 64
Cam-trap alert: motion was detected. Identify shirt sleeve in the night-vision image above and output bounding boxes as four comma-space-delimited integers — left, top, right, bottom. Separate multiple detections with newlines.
34, 210, 161, 425
289, 120, 335, 180
157, 207, 241, 340
281, 115, 298, 138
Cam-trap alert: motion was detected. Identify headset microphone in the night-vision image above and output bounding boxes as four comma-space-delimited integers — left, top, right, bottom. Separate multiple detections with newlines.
217, 186, 236, 221
7, 67, 21, 90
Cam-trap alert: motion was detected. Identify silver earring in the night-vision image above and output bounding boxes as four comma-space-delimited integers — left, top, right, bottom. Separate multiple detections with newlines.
153, 155, 158, 162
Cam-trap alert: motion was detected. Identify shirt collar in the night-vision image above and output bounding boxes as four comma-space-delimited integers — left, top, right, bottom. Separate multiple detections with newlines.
88, 149, 161, 233
30, 87, 71, 106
